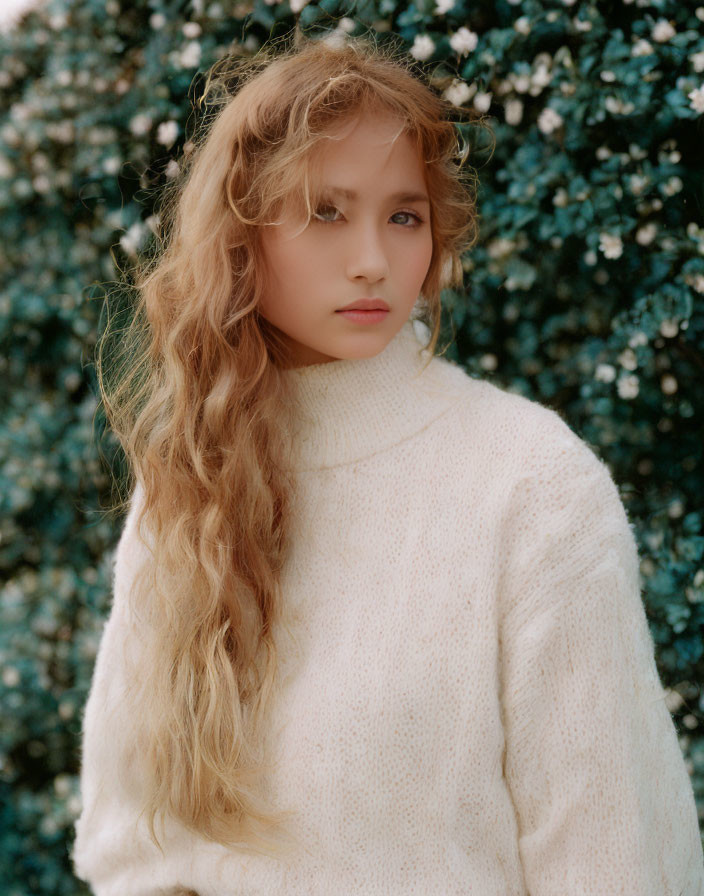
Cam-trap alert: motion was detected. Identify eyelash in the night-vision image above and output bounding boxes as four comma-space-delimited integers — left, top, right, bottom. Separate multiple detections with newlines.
312, 204, 425, 228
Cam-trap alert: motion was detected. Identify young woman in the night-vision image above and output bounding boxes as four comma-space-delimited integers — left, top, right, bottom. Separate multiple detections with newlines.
72, 32, 703, 896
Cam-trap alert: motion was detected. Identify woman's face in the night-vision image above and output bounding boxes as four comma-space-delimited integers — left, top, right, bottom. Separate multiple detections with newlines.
258, 108, 434, 367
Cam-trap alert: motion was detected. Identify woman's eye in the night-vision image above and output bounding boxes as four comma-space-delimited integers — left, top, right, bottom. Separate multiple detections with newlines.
391, 211, 423, 227
313, 205, 341, 223
312, 206, 424, 226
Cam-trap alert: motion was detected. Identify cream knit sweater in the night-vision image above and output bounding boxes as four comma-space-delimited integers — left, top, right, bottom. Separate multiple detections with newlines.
73, 319, 704, 895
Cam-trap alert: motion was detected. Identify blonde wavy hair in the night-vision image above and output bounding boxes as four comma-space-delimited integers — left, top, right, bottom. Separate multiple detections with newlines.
96, 29, 485, 856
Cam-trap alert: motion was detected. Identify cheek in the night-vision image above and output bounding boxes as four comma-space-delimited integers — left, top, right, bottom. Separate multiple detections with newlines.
260, 240, 300, 302
406, 235, 433, 285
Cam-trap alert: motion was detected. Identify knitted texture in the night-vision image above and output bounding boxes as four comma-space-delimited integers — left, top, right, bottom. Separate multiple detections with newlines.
73, 320, 704, 895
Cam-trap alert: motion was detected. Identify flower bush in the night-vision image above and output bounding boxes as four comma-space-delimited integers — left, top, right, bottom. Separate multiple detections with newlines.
1, 0, 702, 891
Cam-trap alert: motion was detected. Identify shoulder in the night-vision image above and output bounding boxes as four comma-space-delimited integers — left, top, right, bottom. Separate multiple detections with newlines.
420, 346, 610, 490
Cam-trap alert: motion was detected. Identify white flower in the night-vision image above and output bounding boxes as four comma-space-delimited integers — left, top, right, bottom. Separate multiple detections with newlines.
605, 96, 635, 115
410, 35, 435, 61
434, 0, 455, 15
504, 97, 523, 126
691, 274, 704, 294
473, 91, 492, 113
106, 210, 124, 228
636, 222, 657, 245
178, 40, 202, 68
54, 775, 72, 798
618, 347, 638, 371
659, 318, 679, 338
449, 26, 478, 55
663, 175, 683, 196
652, 19, 675, 42
120, 222, 147, 256
487, 237, 515, 259
537, 106, 563, 134
323, 30, 347, 49
599, 232, 623, 259
628, 331, 648, 348
574, 17, 592, 32
552, 187, 569, 207
49, 12, 68, 29
165, 159, 180, 179
629, 174, 648, 195
129, 113, 152, 136
146, 214, 161, 236
443, 79, 474, 106
513, 73, 531, 93
157, 120, 179, 147
102, 156, 121, 175
629, 142, 647, 160
2, 666, 20, 687
338, 17, 355, 32
600, 69, 616, 82
617, 374, 639, 399
182, 22, 202, 38
10, 102, 32, 123
661, 374, 678, 395
664, 688, 685, 712
514, 16, 531, 34
692, 51, 704, 73
594, 363, 616, 383
688, 85, 704, 113
632, 38, 653, 57
480, 353, 498, 371
149, 12, 166, 28
531, 63, 552, 90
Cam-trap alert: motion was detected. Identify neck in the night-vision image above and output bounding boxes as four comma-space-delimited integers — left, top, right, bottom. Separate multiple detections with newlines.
279, 320, 462, 471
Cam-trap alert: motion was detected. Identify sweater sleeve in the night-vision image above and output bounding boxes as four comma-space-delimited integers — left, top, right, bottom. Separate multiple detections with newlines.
71, 485, 231, 896
498, 421, 704, 896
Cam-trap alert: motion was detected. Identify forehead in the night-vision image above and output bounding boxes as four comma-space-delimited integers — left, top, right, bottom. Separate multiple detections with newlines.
309, 109, 426, 186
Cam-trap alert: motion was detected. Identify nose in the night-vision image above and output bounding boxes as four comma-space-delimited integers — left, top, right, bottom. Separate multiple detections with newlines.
345, 220, 389, 284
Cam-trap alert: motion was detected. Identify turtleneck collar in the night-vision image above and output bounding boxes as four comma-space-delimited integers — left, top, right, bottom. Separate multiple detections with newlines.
280, 319, 466, 472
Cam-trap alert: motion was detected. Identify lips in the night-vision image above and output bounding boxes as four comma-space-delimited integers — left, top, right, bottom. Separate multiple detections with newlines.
336, 298, 390, 312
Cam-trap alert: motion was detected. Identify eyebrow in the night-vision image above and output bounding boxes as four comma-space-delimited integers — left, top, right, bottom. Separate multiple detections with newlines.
320, 186, 430, 205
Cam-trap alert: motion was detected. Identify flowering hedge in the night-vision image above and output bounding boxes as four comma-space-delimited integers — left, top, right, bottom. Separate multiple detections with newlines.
1, 0, 702, 891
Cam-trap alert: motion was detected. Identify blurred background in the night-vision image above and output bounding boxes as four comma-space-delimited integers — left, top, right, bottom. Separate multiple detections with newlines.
1, 0, 702, 892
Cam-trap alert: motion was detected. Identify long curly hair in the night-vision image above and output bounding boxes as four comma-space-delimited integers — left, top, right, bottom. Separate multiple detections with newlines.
95, 29, 484, 855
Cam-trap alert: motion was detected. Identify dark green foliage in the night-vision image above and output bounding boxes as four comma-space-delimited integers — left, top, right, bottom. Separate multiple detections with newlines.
1, 0, 702, 890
